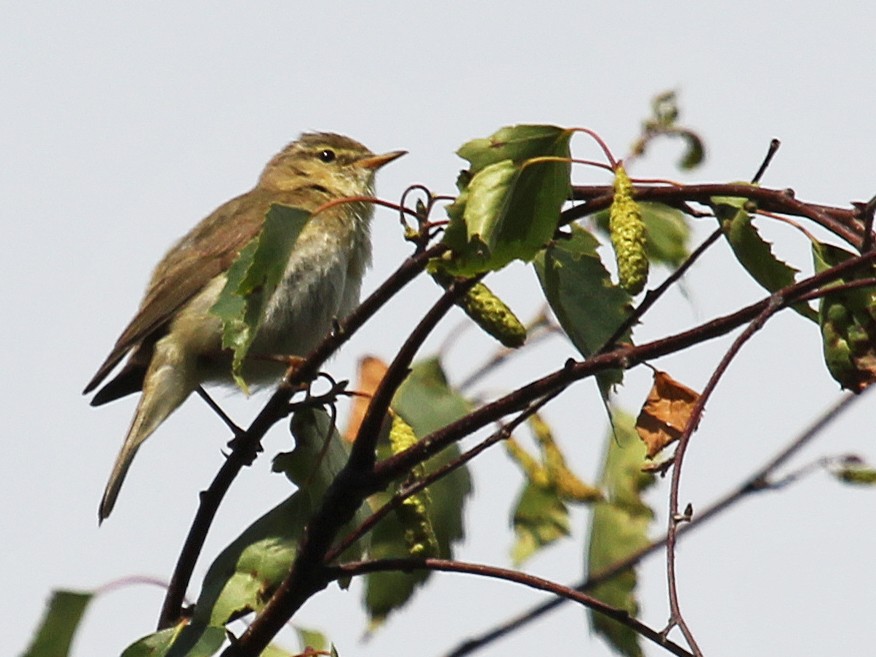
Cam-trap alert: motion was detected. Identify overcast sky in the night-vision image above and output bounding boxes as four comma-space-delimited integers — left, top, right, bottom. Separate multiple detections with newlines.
5, 3, 876, 656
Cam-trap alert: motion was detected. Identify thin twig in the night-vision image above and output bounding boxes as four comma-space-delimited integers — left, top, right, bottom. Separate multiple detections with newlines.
331, 557, 694, 657
196, 386, 244, 436
327, 390, 560, 563
751, 138, 781, 185
226, 279, 477, 655
663, 292, 785, 654
156, 242, 446, 629
602, 226, 724, 352
375, 249, 876, 489
440, 391, 865, 657
567, 183, 863, 248
858, 193, 876, 253
457, 310, 559, 393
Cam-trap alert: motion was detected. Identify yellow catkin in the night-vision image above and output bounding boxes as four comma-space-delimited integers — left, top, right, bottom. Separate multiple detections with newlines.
433, 274, 527, 348
388, 412, 439, 557
609, 164, 649, 295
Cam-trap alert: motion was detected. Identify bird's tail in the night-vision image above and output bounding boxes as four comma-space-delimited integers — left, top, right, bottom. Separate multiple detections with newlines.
99, 354, 194, 522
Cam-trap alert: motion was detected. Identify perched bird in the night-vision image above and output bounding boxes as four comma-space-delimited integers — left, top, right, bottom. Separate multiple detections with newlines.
84, 132, 405, 521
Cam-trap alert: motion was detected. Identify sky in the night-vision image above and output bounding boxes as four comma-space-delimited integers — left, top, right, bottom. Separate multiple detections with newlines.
4, 3, 876, 656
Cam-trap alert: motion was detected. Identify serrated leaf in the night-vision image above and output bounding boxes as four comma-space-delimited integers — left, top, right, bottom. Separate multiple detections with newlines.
363, 358, 474, 627
168, 409, 368, 657
712, 194, 816, 321
813, 241, 876, 391
440, 124, 572, 276
21, 590, 92, 657
586, 413, 655, 657
635, 371, 701, 459
122, 626, 225, 657
210, 204, 310, 391
457, 124, 574, 173
534, 225, 634, 393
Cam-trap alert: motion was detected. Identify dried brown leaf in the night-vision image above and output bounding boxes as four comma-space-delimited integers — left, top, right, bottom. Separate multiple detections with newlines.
635, 371, 700, 459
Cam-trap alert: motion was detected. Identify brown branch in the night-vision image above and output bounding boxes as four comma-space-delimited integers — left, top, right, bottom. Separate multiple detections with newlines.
331, 557, 695, 657
664, 292, 784, 655
156, 242, 447, 629
347, 276, 478, 473
327, 389, 561, 563
566, 183, 864, 248
167, 185, 876, 647
441, 391, 865, 657
375, 248, 876, 488
223, 278, 475, 655
602, 226, 725, 351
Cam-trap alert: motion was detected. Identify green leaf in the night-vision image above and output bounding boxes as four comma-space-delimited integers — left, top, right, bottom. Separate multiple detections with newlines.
295, 627, 328, 653
534, 225, 633, 392
813, 241, 876, 391
712, 194, 817, 321
834, 465, 876, 485
259, 643, 299, 657
440, 124, 572, 276
122, 626, 225, 657
640, 202, 691, 267
210, 204, 310, 391
363, 358, 474, 627
677, 130, 705, 170
510, 482, 570, 565
392, 358, 472, 435
457, 124, 574, 173
21, 590, 92, 657
507, 415, 602, 564
168, 408, 368, 657
586, 413, 655, 657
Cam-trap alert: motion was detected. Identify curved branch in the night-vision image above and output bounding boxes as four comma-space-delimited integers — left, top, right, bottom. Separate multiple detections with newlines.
157, 242, 446, 629
441, 391, 865, 657
664, 292, 783, 655
331, 557, 694, 657
566, 183, 864, 248
225, 278, 474, 655
376, 248, 876, 487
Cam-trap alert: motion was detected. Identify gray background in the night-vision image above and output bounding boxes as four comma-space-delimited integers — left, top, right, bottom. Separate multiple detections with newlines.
5, 3, 875, 656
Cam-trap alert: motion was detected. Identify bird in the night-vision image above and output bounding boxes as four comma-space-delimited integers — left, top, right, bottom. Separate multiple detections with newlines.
84, 132, 405, 521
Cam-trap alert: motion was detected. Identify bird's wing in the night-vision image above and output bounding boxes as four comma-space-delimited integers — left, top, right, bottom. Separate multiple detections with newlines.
83, 191, 274, 395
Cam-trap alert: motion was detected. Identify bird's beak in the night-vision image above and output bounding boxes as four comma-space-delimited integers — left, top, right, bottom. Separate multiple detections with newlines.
358, 149, 407, 171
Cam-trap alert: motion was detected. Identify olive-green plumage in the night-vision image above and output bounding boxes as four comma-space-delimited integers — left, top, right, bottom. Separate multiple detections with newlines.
85, 133, 404, 521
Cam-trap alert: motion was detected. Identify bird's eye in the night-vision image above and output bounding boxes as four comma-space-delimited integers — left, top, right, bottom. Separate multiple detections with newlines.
318, 149, 336, 163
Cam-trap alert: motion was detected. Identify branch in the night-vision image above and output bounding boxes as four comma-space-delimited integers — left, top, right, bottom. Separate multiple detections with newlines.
327, 389, 560, 563
157, 242, 447, 629
331, 557, 695, 657
441, 391, 865, 657
375, 248, 876, 487
223, 277, 474, 655
664, 292, 784, 655
567, 183, 864, 248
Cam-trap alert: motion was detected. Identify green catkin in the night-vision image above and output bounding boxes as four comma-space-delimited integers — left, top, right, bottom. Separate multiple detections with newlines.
609, 164, 649, 295
433, 274, 527, 348
388, 413, 439, 557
